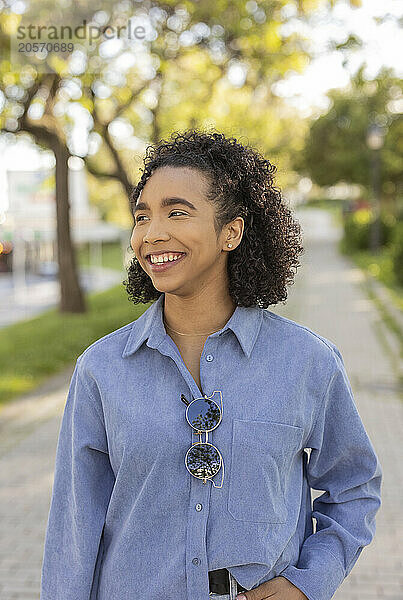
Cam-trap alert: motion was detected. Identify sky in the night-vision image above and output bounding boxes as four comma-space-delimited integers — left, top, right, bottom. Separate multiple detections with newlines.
1, 0, 402, 217
272, 0, 403, 115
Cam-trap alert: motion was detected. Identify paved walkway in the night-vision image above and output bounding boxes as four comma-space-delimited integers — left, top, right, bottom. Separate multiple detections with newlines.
0, 208, 402, 599
274, 209, 403, 600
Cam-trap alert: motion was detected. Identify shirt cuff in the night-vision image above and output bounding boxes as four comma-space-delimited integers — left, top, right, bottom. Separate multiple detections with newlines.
279, 547, 346, 600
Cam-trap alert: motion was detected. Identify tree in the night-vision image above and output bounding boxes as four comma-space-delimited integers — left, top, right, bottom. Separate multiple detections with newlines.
0, 0, 361, 312
293, 66, 403, 203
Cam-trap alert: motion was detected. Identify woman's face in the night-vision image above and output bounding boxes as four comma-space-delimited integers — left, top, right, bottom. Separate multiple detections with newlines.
130, 166, 235, 297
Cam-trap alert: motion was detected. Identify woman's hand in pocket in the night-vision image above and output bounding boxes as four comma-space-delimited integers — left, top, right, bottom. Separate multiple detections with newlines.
236, 576, 309, 600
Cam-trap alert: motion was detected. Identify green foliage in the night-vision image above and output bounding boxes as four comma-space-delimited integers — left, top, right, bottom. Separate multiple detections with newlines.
343, 244, 403, 308
294, 66, 403, 196
87, 173, 132, 227
341, 207, 396, 252
391, 221, 403, 286
0, 0, 356, 206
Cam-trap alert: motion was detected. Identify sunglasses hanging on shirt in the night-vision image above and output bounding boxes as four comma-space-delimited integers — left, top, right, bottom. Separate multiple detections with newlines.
181, 391, 224, 489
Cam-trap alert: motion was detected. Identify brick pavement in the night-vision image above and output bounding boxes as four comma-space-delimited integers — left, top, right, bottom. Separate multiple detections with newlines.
274, 209, 403, 600
0, 368, 73, 600
0, 208, 402, 599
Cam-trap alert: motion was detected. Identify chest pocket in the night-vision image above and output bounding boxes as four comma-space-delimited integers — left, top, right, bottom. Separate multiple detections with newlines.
227, 419, 304, 523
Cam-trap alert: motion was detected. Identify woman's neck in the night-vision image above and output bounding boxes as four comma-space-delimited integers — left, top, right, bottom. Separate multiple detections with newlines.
162, 292, 236, 336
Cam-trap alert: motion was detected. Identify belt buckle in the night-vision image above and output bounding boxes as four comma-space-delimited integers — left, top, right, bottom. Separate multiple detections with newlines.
208, 567, 241, 599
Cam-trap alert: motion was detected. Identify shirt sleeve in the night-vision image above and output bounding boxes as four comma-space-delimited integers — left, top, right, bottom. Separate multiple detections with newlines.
279, 345, 383, 600
40, 356, 115, 600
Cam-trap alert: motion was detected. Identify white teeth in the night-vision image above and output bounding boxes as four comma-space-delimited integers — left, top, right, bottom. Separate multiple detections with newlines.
150, 253, 184, 264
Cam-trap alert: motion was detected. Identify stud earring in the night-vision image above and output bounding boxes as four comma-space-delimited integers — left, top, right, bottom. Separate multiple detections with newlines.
227, 243, 233, 248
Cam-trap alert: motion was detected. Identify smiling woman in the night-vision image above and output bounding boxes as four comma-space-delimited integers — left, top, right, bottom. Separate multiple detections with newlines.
124, 130, 303, 312
40, 128, 382, 600
124, 129, 304, 395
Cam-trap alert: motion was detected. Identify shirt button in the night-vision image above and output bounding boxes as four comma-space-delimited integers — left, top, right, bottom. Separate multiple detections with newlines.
206, 354, 214, 362
195, 503, 203, 511
192, 557, 200, 565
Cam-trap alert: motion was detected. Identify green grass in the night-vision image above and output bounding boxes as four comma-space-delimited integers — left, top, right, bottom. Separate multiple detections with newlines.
0, 284, 151, 407
343, 245, 403, 312
338, 230, 403, 369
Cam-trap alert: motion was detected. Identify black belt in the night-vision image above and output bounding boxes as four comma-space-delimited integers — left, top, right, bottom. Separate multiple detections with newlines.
208, 568, 247, 595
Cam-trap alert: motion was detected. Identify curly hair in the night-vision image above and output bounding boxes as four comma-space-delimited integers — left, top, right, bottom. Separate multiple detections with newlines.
123, 128, 304, 309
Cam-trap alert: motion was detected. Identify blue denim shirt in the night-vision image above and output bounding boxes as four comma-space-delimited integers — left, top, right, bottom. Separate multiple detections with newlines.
40, 293, 382, 600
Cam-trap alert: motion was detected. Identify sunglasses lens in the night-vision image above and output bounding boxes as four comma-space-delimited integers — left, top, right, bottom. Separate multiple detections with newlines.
186, 397, 221, 432
185, 443, 221, 479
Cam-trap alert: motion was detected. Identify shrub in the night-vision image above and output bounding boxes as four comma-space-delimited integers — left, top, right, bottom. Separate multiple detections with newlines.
342, 207, 396, 252
391, 220, 403, 286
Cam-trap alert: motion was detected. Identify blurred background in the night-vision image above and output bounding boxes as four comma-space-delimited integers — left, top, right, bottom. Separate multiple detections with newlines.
0, 1, 402, 598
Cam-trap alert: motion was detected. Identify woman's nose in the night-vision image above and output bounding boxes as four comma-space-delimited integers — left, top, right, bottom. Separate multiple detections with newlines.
142, 220, 170, 244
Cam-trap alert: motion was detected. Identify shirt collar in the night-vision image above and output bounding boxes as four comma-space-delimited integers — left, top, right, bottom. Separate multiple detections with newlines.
122, 293, 263, 359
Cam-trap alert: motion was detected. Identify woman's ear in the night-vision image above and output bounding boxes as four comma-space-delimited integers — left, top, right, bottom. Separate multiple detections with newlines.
224, 217, 245, 250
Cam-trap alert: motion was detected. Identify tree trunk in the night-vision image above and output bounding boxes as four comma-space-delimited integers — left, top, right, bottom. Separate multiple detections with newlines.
54, 142, 86, 313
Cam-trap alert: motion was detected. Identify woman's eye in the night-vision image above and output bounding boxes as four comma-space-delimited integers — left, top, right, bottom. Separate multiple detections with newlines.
170, 211, 187, 217
135, 211, 187, 223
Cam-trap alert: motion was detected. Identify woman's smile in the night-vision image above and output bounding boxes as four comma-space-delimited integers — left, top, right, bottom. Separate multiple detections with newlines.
146, 252, 187, 272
